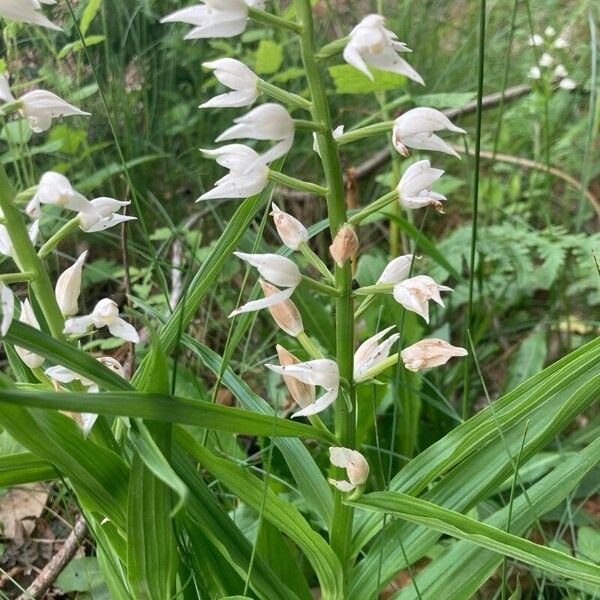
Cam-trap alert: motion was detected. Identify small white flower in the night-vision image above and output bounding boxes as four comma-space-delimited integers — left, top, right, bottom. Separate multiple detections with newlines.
401, 338, 467, 372
553, 64, 568, 78
199, 144, 269, 200
161, 0, 263, 40
64, 298, 140, 344
200, 58, 260, 108
0, 0, 60, 30
539, 53, 554, 67
392, 107, 465, 159
265, 358, 339, 418
528, 66, 541, 80
544, 26, 556, 38
393, 275, 452, 323
343, 14, 424, 85
377, 254, 414, 285
554, 36, 569, 49
275, 344, 315, 409
31, 172, 91, 213
261, 282, 304, 336
45, 365, 94, 387
313, 125, 344, 157
270, 202, 308, 250
559, 78, 576, 90
354, 326, 399, 379
328, 447, 369, 493
78, 197, 136, 232
397, 160, 446, 211
1, 283, 14, 337
216, 103, 295, 163
229, 252, 301, 317
528, 34, 543, 46
55, 251, 87, 317
15, 300, 44, 369
0, 220, 39, 258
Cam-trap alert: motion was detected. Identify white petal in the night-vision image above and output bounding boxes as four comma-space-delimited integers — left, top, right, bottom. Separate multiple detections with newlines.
228, 285, 295, 317
63, 315, 94, 336
107, 317, 140, 344
291, 386, 338, 418
328, 479, 356, 493
1, 283, 14, 337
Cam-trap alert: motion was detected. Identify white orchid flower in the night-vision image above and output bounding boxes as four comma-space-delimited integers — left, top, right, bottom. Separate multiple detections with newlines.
265, 358, 339, 418
15, 300, 44, 369
343, 14, 423, 85
397, 160, 446, 211
528, 66, 541, 80
200, 58, 260, 108
559, 78, 576, 90
78, 197, 135, 232
30, 172, 91, 214
270, 203, 308, 251
199, 144, 269, 201
553, 64, 568, 78
0, 0, 60, 30
1, 283, 14, 337
55, 251, 87, 317
328, 447, 369, 493
0, 220, 39, 258
544, 26, 556, 37
539, 53, 554, 68
554, 37, 569, 49
377, 254, 414, 285
392, 107, 465, 158
275, 344, 315, 409
64, 298, 140, 344
261, 282, 304, 336
401, 338, 467, 372
354, 326, 400, 379
229, 252, 301, 317
216, 103, 295, 162
393, 275, 452, 323
528, 34, 543, 46
161, 0, 263, 40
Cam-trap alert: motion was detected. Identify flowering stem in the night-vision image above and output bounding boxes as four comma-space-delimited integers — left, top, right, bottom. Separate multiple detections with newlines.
294, 118, 328, 133
0, 271, 36, 284
316, 37, 349, 60
268, 171, 327, 196
0, 164, 65, 340
301, 275, 340, 297
294, 0, 356, 576
298, 241, 335, 284
353, 283, 394, 296
336, 121, 394, 146
297, 331, 324, 359
248, 7, 302, 34
257, 80, 312, 111
37, 217, 80, 259
347, 190, 398, 226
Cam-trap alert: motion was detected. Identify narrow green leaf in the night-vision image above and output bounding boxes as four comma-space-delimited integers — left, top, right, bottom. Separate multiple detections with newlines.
350, 490, 600, 585
0, 452, 57, 486
80, 0, 103, 35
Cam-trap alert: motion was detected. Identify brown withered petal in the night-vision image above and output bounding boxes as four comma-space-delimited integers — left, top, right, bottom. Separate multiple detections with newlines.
260, 280, 304, 336
276, 344, 315, 409
329, 224, 359, 267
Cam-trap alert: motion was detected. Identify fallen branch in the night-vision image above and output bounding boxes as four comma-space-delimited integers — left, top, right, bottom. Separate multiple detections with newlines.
18, 515, 87, 600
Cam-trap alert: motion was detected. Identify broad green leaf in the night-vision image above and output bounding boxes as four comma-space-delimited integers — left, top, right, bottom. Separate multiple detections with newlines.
255, 40, 283, 74
55, 557, 105, 594
392, 437, 600, 599
350, 490, 600, 586
176, 430, 344, 600
0, 389, 336, 444
0, 453, 57, 486
504, 329, 547, 392
328, 64, 407, 94
80, 0, 103, 35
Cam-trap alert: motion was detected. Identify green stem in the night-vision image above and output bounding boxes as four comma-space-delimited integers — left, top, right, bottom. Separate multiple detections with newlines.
336, 121, 394, 146
0, 164, 64, 339
37, 217, 81, 259
348, 190, 398, 226
353, 283, 394, 296
0, 271, 36, 284
297, 331, 324, 359
248, 7, 302, 34
294, 0, 355, 580
354, 295, 376, 320
301, 275, 340, 297
316, 37, 349, 60
257, 80, 312, 111
14, 186, 37, 205
294, 118, 327, 133
298, 241, 335, 284
268, 170, 327, 196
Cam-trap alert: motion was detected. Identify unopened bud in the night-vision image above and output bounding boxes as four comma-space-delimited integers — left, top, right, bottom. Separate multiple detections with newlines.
260, 281, 304, 336
275, 344, 315, 410
270, 202, 308, 250
329, 224, 359, 267
55, 251, 87, 316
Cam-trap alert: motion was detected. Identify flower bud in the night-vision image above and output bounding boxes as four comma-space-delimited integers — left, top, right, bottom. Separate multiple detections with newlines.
16, 300, 44, 369
270, 202, 308, 251
55, 251, 87, 316
329, 224, 359, 268
275, 345, 315, 410
260, 281, 304, 336
401, 338, 467, 372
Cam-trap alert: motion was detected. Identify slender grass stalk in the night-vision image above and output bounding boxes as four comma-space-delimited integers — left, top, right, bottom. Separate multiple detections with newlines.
462, 0, 487, 420
293, 0, 356, 575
